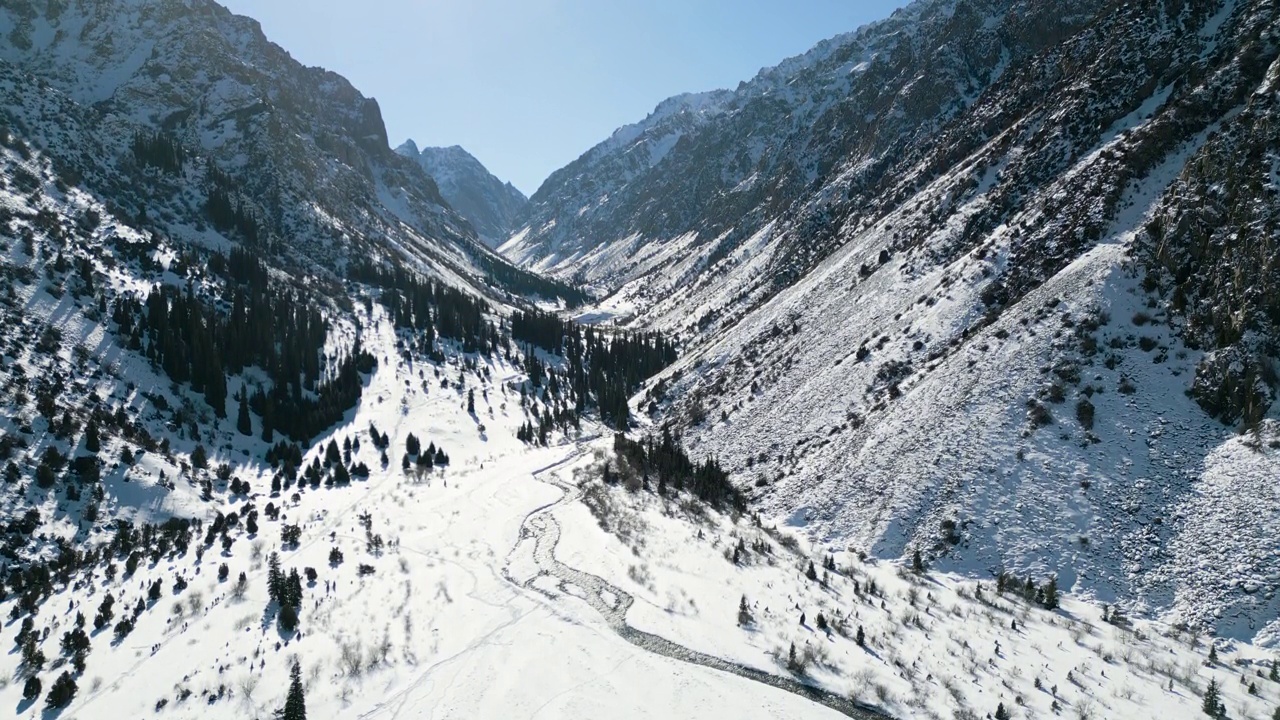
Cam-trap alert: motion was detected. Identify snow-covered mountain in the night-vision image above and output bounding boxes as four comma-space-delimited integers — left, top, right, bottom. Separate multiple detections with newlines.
0, 0, 575, 303
395, 141, 528, 248
504, 0, 1280, 645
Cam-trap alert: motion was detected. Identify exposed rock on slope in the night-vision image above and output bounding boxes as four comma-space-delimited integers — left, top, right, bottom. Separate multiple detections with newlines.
0, 0, 575, 302
396, 141, 529, 248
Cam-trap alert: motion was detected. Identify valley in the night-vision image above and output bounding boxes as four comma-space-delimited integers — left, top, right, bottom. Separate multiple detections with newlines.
0, 0, 1278, 717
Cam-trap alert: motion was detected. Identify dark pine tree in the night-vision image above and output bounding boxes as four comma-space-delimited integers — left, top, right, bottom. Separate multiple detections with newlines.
283, 659, 306, 720
1041, 576, 1060, 610
85, 421, 100, 453
237, 386, 253, 436
1202, 678, 1223, 717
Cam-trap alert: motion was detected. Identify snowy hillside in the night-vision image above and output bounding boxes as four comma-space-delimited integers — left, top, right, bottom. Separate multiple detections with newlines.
395, 142, 529, 248
499, 0, 1280, 646
0, 0, 575, 303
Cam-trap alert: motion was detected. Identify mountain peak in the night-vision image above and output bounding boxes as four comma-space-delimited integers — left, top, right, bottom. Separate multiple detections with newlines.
397, 141, 528, 247
395, 138, 420, 156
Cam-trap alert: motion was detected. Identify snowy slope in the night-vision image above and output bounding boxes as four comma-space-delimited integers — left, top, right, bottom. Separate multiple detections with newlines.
0, 0, 573, 303
1, 0, 1278, 717
549, 442, 1280, 719
0, 312, 851, 719
503, 0, 1280, 644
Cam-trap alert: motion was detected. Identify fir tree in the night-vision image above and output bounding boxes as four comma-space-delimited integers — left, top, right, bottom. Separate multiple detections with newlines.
236, 387, 253, 436
1208, 643, 1219, 665
1202, 678, 1223, 717
85, 421, 100, 453
267, 552, 283, 605
22, 675, 40, 702
191, 444, 208, 470
912, 549, 924, 573
856, 625, 866, 647
1041, 576, 1060, 610
45, 671, 76, 709
995, 702, 1011, 720
282, 659, 306, 720
805, 561, 817, 581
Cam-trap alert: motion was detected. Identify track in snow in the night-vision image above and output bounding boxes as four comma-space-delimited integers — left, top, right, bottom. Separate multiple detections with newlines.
506, 450, 890, 720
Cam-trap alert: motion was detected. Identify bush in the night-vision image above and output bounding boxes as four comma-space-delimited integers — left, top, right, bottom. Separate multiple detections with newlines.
45, 671, 76, 708
1076, 398, 1095, 430
22, 675, 41, 701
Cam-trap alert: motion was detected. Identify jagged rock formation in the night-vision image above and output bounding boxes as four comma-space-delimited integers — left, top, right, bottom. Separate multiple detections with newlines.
396, 141, 528, 248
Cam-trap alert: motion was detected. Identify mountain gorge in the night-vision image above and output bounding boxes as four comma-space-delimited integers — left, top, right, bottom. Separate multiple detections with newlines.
0, 0, 1279, 717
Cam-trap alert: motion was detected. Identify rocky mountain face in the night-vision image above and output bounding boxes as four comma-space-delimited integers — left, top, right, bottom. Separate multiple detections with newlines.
502, 0, 1108, 288
506, 0, 1280, 641
0, 0, 573, 301
396, 141, 528, 248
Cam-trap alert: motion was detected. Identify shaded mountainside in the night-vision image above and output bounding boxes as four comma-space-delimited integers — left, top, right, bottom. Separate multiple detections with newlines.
509, 0, 1280, 642
0, 0, 578, 304
396, 141, 529, 248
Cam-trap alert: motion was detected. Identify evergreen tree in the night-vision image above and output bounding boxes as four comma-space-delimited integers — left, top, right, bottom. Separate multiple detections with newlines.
267, 552, 282, 605
282, 659, 306, 720
45, 671, 76, 709
1202, 678, 1223, 717
236, 387, 253, 436
85, 421, 100, 453
805, 561, 817, 581
1208, 643, 1219, 665
995, 702, 1011, 720
21, 675, 40, 702
1271, 659, 1278, 682
856, 625, 866, 647
912, 550, 924, 574
1041, 576, 1060, 610
279, 603, 299, 632
192, 444, 208, 470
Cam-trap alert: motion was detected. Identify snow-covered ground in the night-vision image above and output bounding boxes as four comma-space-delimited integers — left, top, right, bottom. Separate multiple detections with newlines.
0, 313, 849, 719
550, 444, 1280, 720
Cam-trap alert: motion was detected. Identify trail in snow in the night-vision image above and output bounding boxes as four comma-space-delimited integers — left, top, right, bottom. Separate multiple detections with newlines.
507, 456, 889, 720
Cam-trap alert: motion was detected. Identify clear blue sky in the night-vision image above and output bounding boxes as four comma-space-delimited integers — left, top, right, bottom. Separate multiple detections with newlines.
218, 1, 908, 196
